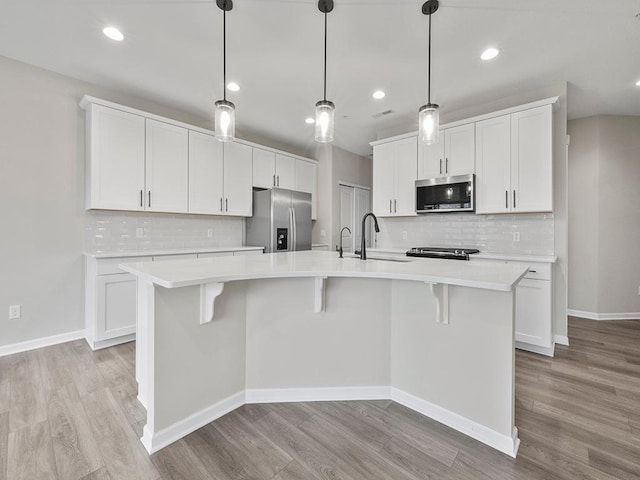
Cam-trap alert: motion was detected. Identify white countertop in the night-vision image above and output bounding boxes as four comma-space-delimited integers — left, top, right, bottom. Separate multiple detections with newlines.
120, 250, 529, 292
83, 246, 264, 259
367, 248, 557, 264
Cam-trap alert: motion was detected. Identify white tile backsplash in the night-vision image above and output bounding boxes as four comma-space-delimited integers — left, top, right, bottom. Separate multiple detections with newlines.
375, 213, 554, 255
85, 210, 244, 253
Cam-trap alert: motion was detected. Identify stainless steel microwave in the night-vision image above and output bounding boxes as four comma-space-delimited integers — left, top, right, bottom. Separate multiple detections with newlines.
416, 174, 475, 213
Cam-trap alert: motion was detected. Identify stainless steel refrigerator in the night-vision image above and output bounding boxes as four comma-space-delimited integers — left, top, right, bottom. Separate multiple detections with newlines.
246, 188, 312, 253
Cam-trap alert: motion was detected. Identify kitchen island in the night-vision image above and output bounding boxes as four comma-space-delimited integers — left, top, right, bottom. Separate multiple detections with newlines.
120, 251, 528, 458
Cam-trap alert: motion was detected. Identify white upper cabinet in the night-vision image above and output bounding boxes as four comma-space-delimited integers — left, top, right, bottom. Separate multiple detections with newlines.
223, 142, 253, 216
475, 115, 511, 214
86, 104, 146, 211
188, 131, 224, 214
373, 136, 417, 217
295, 159, 318, 220
511, 105, 553, 213
275, 154, 296, 189
252, 148, 276, 189
418, 123, 474, 179
476, 105, 553, 214
145, 119, 189, 213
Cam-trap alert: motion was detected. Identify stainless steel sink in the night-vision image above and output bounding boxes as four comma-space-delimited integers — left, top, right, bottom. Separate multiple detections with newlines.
367, 256, 413, 263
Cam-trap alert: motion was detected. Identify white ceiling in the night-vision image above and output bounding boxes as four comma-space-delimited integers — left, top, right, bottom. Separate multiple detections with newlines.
1, 0, 639, 156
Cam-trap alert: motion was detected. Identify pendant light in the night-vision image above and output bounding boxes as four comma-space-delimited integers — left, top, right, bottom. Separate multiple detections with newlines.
214, 0, 235, 142
418, 0, 440, 145
315, 0, 335, 143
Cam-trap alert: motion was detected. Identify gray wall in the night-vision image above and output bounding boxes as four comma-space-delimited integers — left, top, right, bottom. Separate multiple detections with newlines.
0, 55, 300, 349
568, 115, 640, 317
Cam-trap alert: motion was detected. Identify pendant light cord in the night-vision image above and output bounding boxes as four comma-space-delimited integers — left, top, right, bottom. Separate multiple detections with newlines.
223, 8, 227, 101
323, 10, 327, 102
427, 12, 431, 104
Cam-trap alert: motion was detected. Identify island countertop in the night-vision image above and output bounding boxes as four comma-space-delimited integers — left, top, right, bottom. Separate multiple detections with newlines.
120, 250, 529, 292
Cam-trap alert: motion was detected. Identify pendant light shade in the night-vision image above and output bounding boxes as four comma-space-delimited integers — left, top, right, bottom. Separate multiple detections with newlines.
418, 0, 440, 146
215, 0, 235, 142
315, 0, 335, 143
418, 103, 439, 145
215, 99, 235, 142
315, 100, 335, 143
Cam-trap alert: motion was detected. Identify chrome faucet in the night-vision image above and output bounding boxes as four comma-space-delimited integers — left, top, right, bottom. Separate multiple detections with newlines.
360, 213, 379, 260
338, 226, 351, 258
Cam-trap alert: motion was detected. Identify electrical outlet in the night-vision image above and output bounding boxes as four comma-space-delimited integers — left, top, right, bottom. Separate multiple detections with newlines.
9, 305, 21, 320
207, 229, 214, 238
512, 231, 521, 242
320, 229, 326, 237
402, 231, 408, 240
136, 227, 144, 238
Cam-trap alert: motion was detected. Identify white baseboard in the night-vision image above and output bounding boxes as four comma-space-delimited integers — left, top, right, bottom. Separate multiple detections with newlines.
141, 391, 245, 454
245, 386, 391, 404
0, 329, 85, 357
554, 335, 569, 346
390, 387, 520, 458
86, 333, 136, 351
568, 309, 640, 321
516, 341, 555, 357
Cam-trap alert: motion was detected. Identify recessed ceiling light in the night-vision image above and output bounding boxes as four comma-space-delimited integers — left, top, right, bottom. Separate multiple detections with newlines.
372, 90, 386, 99
636, 79, 640, 86
103, 26, 124, 41
227, 82, 240, 92
481, 47, 500, 60
305, 117, 315, 124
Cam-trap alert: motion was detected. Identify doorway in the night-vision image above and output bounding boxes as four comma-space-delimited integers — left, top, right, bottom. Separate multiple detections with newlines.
339, 183, 372, 253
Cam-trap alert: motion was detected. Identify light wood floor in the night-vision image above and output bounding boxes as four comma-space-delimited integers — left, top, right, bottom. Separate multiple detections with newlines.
1, 316, 639, 480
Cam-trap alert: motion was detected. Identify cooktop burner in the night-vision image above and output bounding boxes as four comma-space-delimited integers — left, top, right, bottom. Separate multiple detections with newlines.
406, 247, 480, 261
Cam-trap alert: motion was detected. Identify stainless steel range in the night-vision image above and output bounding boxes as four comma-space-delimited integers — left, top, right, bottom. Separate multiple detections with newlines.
406, 247, 480, 261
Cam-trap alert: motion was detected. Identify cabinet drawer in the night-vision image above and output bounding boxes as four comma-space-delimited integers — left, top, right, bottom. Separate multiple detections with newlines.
523, 263, 551, 281
96, 256, 152, 275
153, 253, 198, 262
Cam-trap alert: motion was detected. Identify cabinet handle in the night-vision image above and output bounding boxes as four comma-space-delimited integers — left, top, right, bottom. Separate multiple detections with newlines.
220, 198, 223, 212
273, 174, 276, 187
277, 175, 280, 187
394, 199, 397, 213
148, 191, 151, 208
389, 200, 392, 214
505, 190, 508, 209
225, 198, 228, 212
439, 159, 443, 174
529, 270, 537, 273
140, 190, 143, 208
445, 158, 449, 174
513, 190, 516, 209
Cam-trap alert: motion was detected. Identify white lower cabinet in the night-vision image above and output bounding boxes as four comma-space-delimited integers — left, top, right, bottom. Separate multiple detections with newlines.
85, 249, 262, 350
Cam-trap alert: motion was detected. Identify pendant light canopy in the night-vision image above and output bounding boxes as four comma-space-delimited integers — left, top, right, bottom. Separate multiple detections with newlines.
214, 0, 235, 142
315, 0, 335, 143
418, 0, 440, 145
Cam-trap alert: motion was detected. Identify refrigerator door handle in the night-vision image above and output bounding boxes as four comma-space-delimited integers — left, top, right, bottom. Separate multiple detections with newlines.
290, 206, 297, 251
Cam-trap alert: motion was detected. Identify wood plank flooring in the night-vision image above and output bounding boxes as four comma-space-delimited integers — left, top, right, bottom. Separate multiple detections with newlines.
0, 316, 639, 479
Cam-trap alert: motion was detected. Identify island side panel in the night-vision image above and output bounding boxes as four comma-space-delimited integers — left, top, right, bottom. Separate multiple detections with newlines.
391, 281, 515, 445
245, 277, 392, 395
152, 281, 247, 432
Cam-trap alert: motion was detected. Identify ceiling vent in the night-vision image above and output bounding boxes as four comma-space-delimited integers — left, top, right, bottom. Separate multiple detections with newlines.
372, 109, 393, 119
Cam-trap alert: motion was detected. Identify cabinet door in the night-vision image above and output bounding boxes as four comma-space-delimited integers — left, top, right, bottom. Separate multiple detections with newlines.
444, 123, 475, 176
295, 160, 318, 220
475, 115, 511, 214
223, 142, 253, 216
516, 278, 552, 348
511, 105, 553, 213
96, 273, 137, 341
394, 136, 418, 216
372, 143, 396, 217
87, 104, 145, 210
418, 136, 445, 179
188, 131, 224, 214
275, 154, 296, 189
145, 119, 189, 213
253, 148, 276, 189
